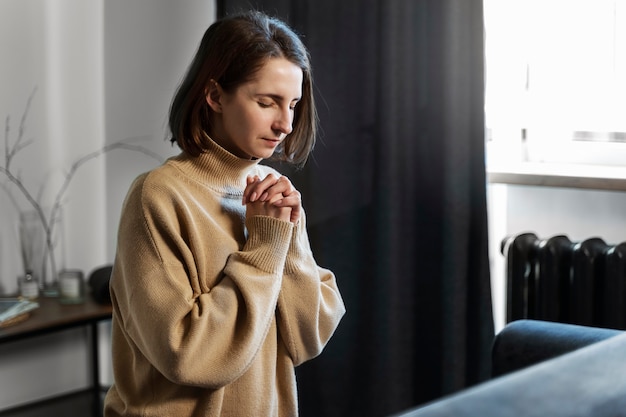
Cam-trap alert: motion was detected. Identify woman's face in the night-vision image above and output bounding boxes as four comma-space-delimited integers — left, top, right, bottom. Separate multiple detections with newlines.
207, 57, 303, 160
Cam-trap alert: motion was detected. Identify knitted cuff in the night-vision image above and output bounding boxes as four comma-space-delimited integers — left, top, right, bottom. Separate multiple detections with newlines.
244, 216, 293, 273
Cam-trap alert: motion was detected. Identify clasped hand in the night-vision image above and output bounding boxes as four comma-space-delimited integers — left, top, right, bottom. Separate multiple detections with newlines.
243, 174, 301, 224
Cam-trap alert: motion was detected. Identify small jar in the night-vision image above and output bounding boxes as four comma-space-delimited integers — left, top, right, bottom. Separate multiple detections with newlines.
58, 269, 85, 304
19, 272, 39, 299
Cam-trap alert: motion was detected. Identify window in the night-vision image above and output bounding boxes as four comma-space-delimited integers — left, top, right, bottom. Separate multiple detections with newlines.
485, 0, 626, 167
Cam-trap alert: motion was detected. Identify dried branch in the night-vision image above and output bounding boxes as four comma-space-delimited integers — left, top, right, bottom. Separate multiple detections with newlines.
1, 90, 166, 288
5, 87, 36, 170
0, 181, 20, 212
0, 165, 44, 221
47, 140, 165, 272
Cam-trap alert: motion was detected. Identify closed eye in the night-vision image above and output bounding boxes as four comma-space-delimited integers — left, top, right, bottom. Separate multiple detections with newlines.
256, 94, 301, 110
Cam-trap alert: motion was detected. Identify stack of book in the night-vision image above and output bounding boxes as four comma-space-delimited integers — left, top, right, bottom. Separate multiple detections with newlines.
0, 298, 39, 328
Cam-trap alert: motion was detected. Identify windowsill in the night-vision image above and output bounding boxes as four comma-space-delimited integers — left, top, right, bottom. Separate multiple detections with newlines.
487, 162, 626, 192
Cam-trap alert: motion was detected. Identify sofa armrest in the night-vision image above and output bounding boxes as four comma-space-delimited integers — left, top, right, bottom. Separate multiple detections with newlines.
492, 319, 622, 377
393, 321, 626, 417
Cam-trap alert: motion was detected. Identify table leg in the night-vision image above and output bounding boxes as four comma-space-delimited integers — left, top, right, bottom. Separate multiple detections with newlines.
90, 322, 102, 417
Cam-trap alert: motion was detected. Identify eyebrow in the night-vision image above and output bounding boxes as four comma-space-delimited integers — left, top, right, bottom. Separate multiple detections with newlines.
256, 93, 301, 103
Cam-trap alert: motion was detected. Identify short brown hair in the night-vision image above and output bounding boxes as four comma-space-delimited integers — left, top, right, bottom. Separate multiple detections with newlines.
169, 10, 317, 167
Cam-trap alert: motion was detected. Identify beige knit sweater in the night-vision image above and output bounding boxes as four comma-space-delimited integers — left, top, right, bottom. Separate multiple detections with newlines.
104, 138, 345, 417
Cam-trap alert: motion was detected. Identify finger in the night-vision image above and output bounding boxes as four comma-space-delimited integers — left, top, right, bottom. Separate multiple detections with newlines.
261, 176, 295, 202
266, 200, 299, 224
290, 209, 300, 224
277, 176, 295, 196
256, 175, 287, 202
246, 174, 295, 203
246, 173, 280, 203
271, 191, 301, 223
256, 174, 282, 201
242, 175, 260, 205
245, 199, 293, 222
242, 176, 254, 205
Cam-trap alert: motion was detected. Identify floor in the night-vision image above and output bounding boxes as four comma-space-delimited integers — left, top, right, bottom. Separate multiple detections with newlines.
0, 390, 103, 417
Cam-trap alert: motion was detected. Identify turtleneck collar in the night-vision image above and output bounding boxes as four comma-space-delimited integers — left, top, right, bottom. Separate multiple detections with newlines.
168, 135, 263, 191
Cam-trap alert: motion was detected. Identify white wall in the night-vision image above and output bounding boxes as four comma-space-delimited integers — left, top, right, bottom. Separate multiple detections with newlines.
103, 0, 216, 258
0, 0, 105, 294
487, 182, 626, 332
0, 0, 214, 411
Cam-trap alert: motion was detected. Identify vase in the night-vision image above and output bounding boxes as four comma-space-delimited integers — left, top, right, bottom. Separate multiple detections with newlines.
18, 208, 65, 297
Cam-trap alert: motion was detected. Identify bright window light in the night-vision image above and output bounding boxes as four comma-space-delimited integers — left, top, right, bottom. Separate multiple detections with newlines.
485, 0, 626, 167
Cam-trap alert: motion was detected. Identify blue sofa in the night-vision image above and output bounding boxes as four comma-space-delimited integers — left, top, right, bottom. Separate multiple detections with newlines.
394, 320, 625, 417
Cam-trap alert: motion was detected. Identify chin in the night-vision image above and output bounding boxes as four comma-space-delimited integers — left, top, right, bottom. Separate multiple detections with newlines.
253, 151, 276, 160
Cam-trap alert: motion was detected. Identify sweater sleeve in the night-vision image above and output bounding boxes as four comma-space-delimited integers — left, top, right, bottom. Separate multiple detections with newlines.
111, 179, 293, 389
276, 210, 346, 366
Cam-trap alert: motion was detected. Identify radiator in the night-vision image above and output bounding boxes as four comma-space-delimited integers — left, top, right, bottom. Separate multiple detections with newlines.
501, 233, 626, 330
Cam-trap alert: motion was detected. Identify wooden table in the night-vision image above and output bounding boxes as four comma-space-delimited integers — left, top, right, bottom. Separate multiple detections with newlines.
0, 294, 112, 416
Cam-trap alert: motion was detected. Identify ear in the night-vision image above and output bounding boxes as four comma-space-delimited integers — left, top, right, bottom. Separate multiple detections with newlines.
205, 79, 223, 113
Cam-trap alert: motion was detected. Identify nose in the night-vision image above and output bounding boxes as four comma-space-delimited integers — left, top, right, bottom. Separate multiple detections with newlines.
273, 107, 293, 136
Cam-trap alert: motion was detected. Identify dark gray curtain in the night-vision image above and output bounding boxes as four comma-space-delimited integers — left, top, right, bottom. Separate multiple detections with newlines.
219, 1, 493, 416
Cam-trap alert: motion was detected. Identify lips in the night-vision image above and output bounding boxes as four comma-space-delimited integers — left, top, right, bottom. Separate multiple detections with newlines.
262, 138, 281, 144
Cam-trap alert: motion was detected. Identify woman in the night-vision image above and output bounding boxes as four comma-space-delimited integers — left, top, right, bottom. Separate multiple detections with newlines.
104, 10, 345, 417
